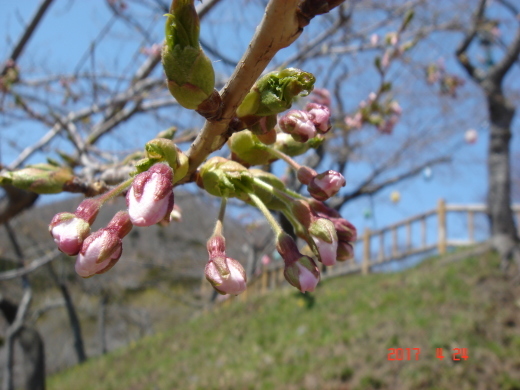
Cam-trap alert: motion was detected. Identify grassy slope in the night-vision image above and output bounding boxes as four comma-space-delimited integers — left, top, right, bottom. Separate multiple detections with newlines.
49, 251, 520, 390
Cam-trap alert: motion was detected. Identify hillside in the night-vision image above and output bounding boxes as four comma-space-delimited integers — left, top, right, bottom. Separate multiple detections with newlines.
49, 250, 520, 390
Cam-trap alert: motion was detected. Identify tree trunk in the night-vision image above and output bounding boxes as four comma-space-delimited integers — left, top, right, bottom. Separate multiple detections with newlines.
484, 82, 519, 260
48, 265, 87, 363
18, 327, 46, 390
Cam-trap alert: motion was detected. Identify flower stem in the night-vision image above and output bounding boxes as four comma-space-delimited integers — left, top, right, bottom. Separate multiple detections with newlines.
213, 197, 227, 236
99, 178, 133, 204
248, 192, 283, 237
264, 147, 301, 170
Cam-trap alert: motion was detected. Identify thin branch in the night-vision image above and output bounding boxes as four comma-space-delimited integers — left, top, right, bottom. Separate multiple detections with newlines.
1, 0, 56, 75
455, 0, 487, 82
488, 23, 520, 84
0, 250, 61, 281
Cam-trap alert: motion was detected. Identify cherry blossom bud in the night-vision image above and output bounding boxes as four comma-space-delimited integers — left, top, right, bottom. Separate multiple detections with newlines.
308, 170, 346, 201
388, 101, 402, 115
49, 213, 90, 256
75, 211, 132, 278
337, 241, 354, 261
162, 0, 215, 109
127, 163, 174, 227
377, 115, 399, 134
279, 110, 317, 142
344, 112, 363, 130
309, 218, 338, 266
305, 103, 331, 133
276, 233, 320, 293
464, 129, 478, 144
205, 256, 247, 295
370, 33, 379, 46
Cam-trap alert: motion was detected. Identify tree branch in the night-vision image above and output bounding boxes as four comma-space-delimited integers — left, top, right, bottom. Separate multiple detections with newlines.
0, 0, 55, 76
455, 0, 487, 82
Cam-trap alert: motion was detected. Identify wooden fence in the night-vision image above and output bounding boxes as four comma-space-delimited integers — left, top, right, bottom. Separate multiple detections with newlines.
202, 200, 520, 304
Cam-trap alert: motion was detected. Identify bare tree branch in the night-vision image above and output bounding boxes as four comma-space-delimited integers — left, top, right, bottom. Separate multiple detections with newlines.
0, 0, 55, 76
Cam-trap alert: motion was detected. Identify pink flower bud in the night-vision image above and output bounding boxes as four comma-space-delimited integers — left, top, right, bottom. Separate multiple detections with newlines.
306, 103, 331, 133
308, 170, 346, 201
279, 110, 317, 142
276, 233, 320, 292
464, 129, 478, 144
75, 229, 122, 278
284, 256, 320, 293
337, 241, 354, 261
205, 256, 247, 295
378, 115, 399, 134
344, 112, 363, 130
49, 212, 90, 256
389, 101, 402, 116
309, 218, 338, 266
127, 163, 174, 227
74, 211, 132, 278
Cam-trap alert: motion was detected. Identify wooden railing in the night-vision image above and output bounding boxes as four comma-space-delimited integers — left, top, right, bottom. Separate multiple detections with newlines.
202, 200, 520, 304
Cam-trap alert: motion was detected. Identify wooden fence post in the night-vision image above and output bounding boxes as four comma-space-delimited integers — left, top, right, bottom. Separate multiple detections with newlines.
437, 198, 447, 255
468, 211, 474, 243
362, 228, 371, 275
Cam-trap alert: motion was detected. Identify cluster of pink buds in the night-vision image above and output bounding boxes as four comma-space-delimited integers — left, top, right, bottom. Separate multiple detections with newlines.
309, 200, 357, 261
49, 162, 176, 277
344, 91, 402, 135
279, 103, 331, 142
426, 59, 465, 98
204, 219, 247, 295
297, 166, 346, 201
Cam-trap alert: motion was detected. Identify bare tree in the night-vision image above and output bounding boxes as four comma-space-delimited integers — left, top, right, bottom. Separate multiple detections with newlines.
456, 0, 520, 267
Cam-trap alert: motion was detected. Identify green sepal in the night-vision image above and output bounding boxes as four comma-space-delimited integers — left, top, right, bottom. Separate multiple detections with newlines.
145, 138, 178, 169
236, 68, 316, 117
228, 130, 275, 166
199, 157, 254, 198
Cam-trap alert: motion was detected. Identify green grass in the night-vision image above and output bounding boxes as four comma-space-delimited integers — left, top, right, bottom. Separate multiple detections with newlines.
49, 251, 520, 390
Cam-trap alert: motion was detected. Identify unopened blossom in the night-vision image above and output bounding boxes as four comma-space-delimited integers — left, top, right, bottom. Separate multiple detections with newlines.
279, 110, 317, 142
310, 218, 339, 266
305, 199, 357, 262
75, 211, 132, 278
378, 115, 399, 134
345, 112, 363, 130
205, 223, 247, 295
306, 103, 331, 133
49, 213, 90, 256
276, 233, 320, 293
49, 198, 102, 256
308, 170, 346, 201
205, 256, 247, 295
127, 163, 174, 227
465, 129, 478, 144
370, 33, 379, 46
75, 229, 122, 278
285, 259, 320, 293
388, 101, 402, 115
